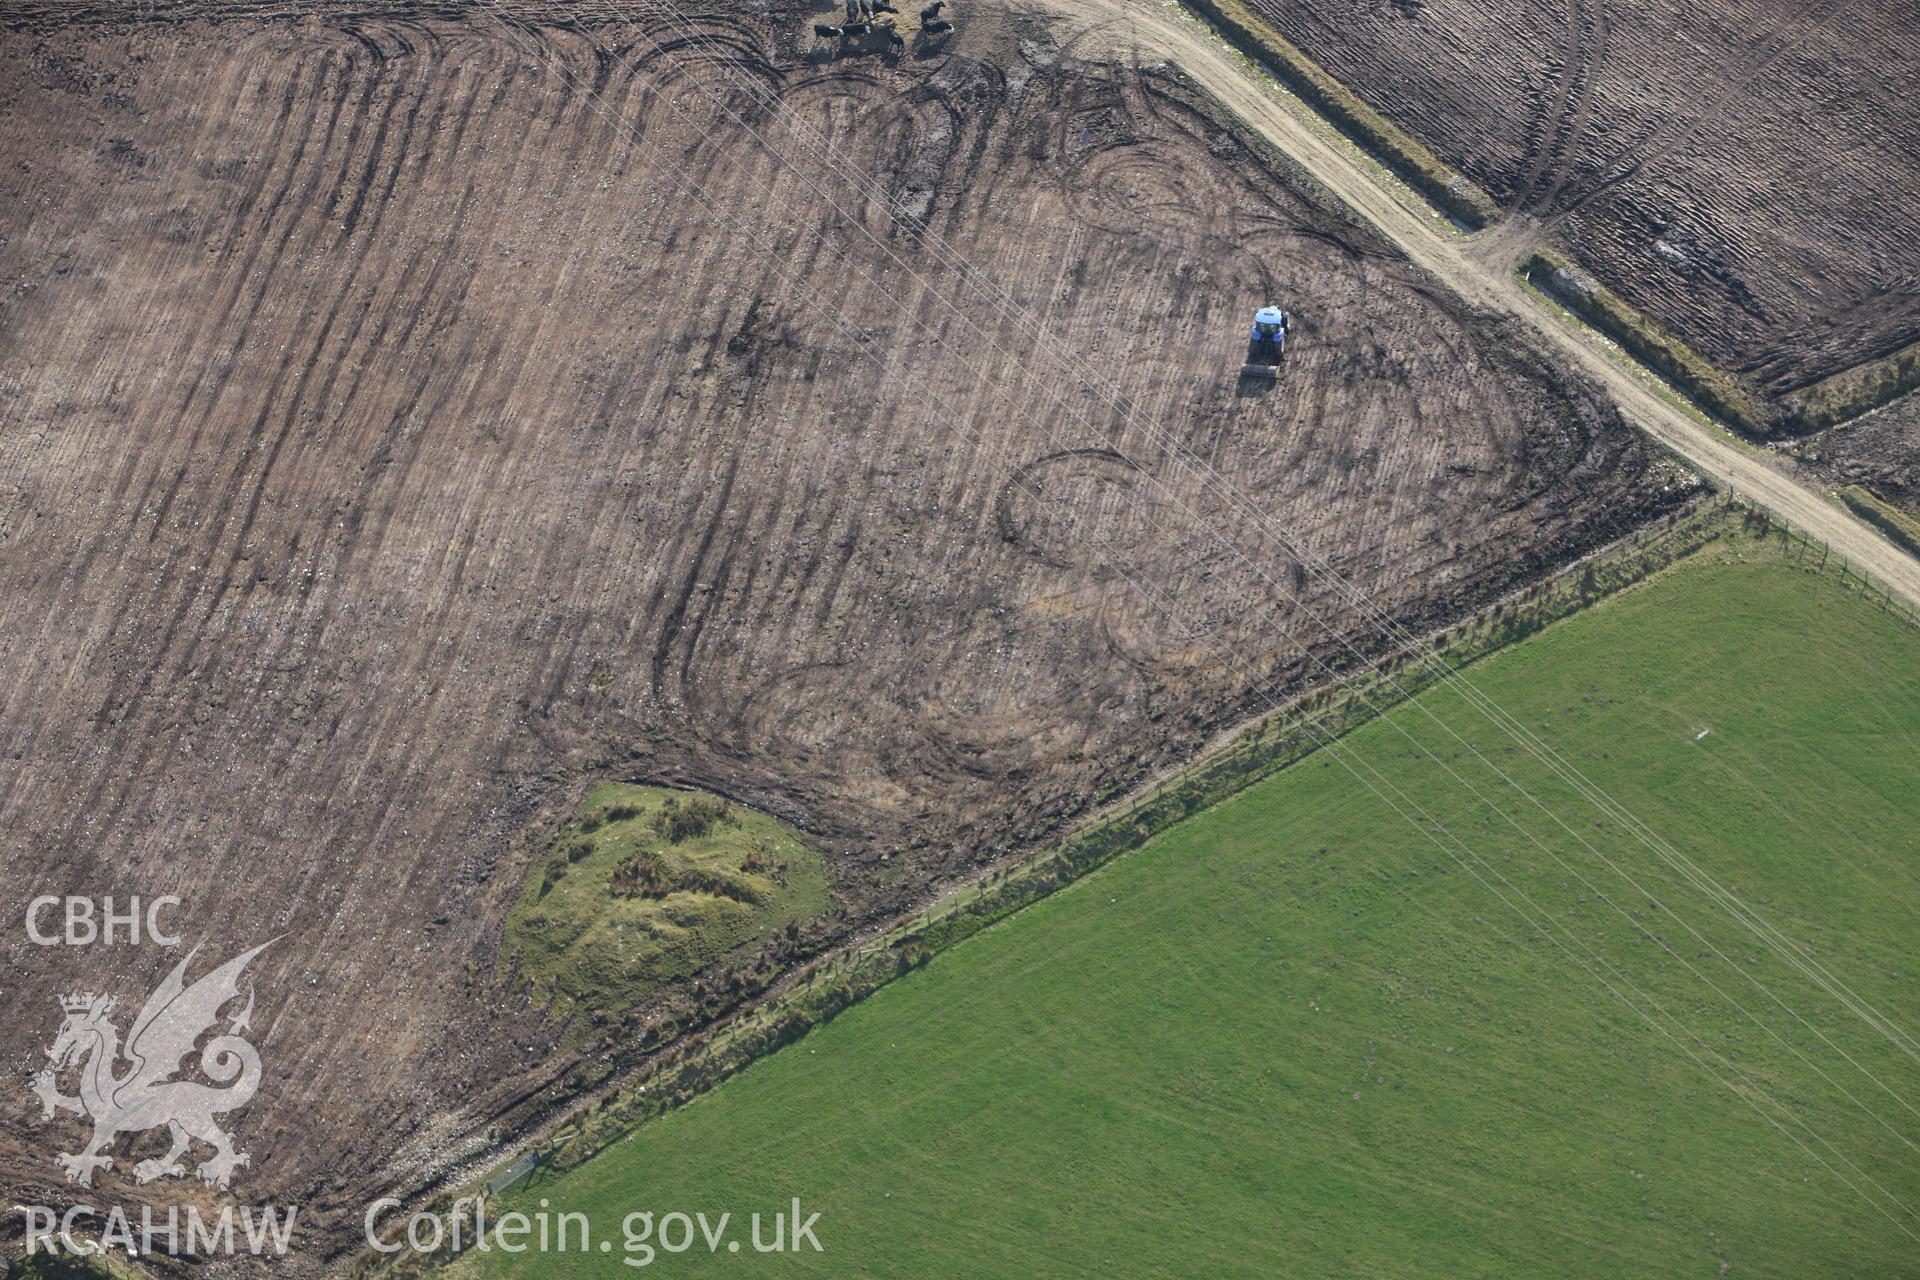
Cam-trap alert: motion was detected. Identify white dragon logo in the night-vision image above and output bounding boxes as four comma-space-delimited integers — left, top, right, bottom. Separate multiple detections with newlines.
27, 940, 274, 1190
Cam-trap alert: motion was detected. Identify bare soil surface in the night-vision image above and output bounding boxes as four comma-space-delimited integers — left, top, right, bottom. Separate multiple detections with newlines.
1242, 0, 1920, 398
1795, 398, 1920, 517
1, 0, 1680, 1261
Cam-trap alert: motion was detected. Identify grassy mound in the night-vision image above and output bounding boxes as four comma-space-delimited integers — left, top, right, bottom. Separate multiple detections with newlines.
504, 784, 828, 1021
466, 538, 1920, 1277
5, 1252, 124, 1279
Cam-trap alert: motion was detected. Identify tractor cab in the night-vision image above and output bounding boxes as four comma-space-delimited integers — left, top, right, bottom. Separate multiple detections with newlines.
1242, 305, 1288, 378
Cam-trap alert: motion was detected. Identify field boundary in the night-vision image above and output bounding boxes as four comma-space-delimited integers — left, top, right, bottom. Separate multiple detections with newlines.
1172, 0, 1500, 230
1836, 485, 1920, 559
1782, 338, 1920, 434
1520, 250, 1775, 437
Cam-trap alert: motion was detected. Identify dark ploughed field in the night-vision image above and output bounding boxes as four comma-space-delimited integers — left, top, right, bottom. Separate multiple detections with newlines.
1250, 0, 1920, 397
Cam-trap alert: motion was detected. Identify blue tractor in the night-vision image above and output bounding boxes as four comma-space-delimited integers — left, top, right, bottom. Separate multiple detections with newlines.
1241, 304, 1288, 378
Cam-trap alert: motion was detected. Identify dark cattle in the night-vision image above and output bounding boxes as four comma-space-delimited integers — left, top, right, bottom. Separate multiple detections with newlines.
885, 30, 905, 46
873, 1, 899, 12
844, 0, 859, 20
922, 17, 953, 32
919, 1, 944, 16
841, 21, 872, 35
857, 0, 874, 17
813, 22, 843, 38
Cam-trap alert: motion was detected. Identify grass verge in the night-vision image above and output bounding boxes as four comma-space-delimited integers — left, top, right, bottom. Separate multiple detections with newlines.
1837, 484, 1920, 559
3, 1253, 121, 1278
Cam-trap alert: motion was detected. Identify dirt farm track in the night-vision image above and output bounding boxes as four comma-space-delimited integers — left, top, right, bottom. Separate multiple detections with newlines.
0, 0, 1686, 1257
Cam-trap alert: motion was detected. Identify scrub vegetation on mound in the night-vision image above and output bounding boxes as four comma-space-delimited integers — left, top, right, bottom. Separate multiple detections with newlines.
5, 1251, 124, 1280
460, 531, 1920, 1278
506, 785, 828, 1024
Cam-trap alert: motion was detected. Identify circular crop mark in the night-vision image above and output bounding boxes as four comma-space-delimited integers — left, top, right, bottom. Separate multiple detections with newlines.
996, 448, 1147, 569
1063, 141, 1217, 237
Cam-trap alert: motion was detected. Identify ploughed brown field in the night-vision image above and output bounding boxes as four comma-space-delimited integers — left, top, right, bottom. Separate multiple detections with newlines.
1247, 0, 1920, 398
1796, 395, 1920, 516
0, 0, 1682, 1259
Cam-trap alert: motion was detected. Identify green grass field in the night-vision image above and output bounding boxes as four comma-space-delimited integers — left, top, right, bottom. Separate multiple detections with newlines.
461, 535, 1920, 1278
504, 784, 828, 1023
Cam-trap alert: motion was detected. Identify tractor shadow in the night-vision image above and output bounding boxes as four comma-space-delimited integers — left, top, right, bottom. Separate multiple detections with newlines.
1233, 367, 1282, 399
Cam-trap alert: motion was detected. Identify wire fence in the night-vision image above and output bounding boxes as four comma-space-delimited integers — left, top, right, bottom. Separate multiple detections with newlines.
1715, 488, 1920, 629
